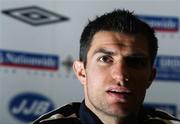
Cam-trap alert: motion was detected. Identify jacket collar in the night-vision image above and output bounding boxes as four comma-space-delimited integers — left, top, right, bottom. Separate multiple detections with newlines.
79, 101, 103, 124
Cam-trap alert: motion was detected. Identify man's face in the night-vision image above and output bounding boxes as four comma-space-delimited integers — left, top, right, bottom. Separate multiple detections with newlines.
74, 31, 156, 118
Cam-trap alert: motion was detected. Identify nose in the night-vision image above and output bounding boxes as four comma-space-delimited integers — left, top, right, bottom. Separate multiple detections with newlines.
110, 60, 129, 85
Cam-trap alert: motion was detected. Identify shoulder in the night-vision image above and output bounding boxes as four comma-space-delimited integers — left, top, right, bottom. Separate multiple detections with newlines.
142, 107, 180, 124
32, 102, 81, 124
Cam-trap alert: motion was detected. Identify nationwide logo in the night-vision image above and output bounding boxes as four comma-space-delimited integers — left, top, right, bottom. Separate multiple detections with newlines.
155, 55, 180, 81
9, 92, 55, 122
144, 103, 177, 117
0, 49, 59, 71
137, 15, 179, 32
2, 6, 69, 26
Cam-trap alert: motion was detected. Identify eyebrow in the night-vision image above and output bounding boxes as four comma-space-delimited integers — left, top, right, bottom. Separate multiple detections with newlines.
129, 53, 148, 58
93, 48, 116, 56
93, 48, 148, 57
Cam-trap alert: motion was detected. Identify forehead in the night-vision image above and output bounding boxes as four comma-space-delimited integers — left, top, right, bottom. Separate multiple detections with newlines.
89, 31, 149, 55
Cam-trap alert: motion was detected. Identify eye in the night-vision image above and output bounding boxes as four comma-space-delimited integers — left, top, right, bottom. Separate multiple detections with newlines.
98, 55, 113, 63
126, 56, 148, 69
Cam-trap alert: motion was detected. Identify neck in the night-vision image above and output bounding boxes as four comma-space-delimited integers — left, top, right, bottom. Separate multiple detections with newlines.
99, 112, 138, 124
85, 101, 138, 124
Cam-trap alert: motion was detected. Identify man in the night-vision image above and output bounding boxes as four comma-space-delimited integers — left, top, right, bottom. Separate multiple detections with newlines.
33, 9, 180, 124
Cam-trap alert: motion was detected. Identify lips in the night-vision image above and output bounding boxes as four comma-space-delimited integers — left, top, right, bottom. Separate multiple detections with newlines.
106, 86, 132, 102
107, 86, 131, 93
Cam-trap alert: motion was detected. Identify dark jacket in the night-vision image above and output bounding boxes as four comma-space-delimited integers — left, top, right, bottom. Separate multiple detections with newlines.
32, 102, 180, 124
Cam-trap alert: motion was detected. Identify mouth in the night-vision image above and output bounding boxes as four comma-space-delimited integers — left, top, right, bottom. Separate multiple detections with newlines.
106, 87, 132, 102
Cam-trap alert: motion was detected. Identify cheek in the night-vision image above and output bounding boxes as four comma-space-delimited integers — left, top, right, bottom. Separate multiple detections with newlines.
130, 75, 149, 104
86, 65, 110, 89
86, 56, 113, 84
130, 71, 150, 93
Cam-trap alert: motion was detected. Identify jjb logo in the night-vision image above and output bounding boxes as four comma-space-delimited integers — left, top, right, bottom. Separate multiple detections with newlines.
9, 92, 55, 122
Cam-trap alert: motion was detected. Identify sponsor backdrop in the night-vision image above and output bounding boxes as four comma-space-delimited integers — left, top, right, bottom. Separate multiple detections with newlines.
0, 0, 180, 123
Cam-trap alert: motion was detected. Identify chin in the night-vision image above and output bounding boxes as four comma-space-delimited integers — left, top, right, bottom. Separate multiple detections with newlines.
106, 105, 133, 117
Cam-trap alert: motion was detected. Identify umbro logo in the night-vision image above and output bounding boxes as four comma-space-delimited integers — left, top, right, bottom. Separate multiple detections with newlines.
2, 6, 69, 26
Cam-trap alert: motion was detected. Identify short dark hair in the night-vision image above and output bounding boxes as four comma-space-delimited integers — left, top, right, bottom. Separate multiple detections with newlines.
79, 9, 158, 67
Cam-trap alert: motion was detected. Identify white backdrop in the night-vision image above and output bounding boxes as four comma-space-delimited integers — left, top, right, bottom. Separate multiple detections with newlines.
0, 0, 180, 123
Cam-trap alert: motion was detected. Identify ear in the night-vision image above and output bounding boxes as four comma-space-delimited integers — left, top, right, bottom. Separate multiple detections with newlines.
73, 60, 86, 85
146, 68, 156, 89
